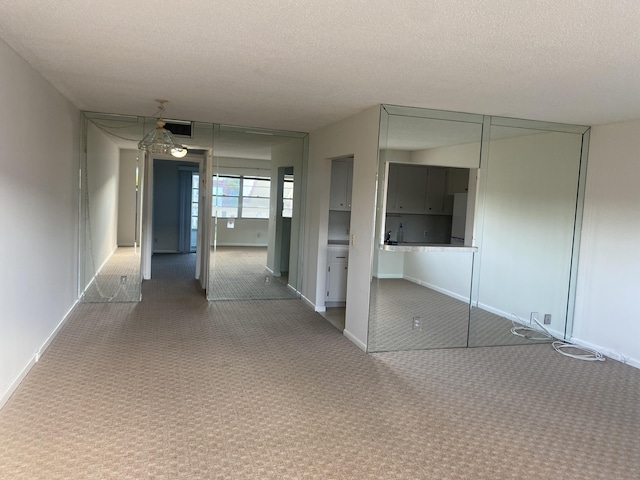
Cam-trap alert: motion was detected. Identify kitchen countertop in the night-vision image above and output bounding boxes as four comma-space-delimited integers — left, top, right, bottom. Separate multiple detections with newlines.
380, 243, 478, 253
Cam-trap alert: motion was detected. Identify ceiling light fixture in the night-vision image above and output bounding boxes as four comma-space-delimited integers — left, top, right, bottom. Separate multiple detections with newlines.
138, 99, 188, 158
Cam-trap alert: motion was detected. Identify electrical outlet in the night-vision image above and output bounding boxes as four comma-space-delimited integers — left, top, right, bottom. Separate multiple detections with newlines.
544, 314, 552, 325
530, 312, 539, 324
412, 316, 423, 331
264, 275, 271, 284
120, 275, 127, 285
424, 231, 428, 237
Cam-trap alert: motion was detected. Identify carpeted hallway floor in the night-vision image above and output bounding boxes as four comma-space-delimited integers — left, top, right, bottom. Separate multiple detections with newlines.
0, 254, 639, 479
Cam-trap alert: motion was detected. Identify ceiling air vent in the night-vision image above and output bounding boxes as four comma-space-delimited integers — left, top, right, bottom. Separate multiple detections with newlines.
164, 119, 192, 138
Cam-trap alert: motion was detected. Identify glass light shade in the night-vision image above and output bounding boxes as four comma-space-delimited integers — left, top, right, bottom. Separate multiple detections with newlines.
171, 147, 188, 158
138, 119, 188, 157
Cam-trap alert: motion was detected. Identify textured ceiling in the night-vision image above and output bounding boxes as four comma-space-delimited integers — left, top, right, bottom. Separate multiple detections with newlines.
1, 1, 639, 132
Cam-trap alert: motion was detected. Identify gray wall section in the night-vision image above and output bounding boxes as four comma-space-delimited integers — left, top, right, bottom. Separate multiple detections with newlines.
118, 149, 138, 246
153, 159, 198, 253
85, 122, 119, 285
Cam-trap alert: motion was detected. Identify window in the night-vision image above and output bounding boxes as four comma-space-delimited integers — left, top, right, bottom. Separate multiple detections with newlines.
212, 175, 271, 219
242, 177, 270, 219
282, 174, 294, 218
212, 175, 240, 218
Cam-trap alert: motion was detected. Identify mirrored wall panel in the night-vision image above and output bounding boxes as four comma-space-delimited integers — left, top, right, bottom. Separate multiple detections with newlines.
369, 106, 589, 352
468, 122, 585, 347
369, 107, 483, 352
208, 126, 307, 300
81, 113, 144, 302
81, 113, 308, 303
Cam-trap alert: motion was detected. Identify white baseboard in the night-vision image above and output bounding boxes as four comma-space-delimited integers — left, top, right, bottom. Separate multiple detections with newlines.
373, 273, 403, 279
0, 298, 79, 410
82, 245, 118, 296
404, 275, 470, 304
474, 302, 565, 339
0, 356, 35, 410
476, 301, 511, 320
343, 329, 367, 352
569, 336, 640, 370
36, 299, 80, 361
325, 301, 346, 308
301, 294, 325, 313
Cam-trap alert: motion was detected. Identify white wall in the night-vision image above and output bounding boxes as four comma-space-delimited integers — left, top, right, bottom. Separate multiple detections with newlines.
0, 38, 80, 406
475, 131, 583, 335
403, 251, 474, 302
373, 250, 404, 278
304, 106, 380, 351
215, 218, 269, 246
268, 139, 305, 287
411, 142, 481, 168
117, 149, 138, 246
573, 120, 640, 367
84, 122, 120, 285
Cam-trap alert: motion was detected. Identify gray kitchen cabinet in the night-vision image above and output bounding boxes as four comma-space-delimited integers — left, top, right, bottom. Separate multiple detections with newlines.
326, 246, 349, 302
386, 164, 446, 214
425, 166, 446, 213
329, 158, 353, 211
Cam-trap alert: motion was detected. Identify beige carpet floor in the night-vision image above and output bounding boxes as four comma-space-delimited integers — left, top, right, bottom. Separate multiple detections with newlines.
1, 255, 639, 479
83, 247, 141, 303
369, 278, 550, 352
209, 246, 297, 300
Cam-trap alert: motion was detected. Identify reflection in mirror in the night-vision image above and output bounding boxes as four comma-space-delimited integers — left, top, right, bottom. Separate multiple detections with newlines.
81, 114, 144, 302
368, 110, 483, 352
369, 250, 475, 352
468, 125, 584, 347
369, 107, 589, 353
322, 156, 354, 332
208, 128, 306, 300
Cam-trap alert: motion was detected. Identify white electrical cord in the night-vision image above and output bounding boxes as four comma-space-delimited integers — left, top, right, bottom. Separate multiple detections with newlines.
510, 315, 553, 341
510, 314, 605, 362
550, 340, 606, 362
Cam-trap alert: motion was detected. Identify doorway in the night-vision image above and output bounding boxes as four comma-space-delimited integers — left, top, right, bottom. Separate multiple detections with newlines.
322, 156, 354, 331
151, 159, 203, 294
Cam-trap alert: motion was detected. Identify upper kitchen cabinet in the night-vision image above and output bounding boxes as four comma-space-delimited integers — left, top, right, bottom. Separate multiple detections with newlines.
329, 157, 353, 211
387, 164, 426, 213
386, 164, 447, 215
425, 166, 446, 214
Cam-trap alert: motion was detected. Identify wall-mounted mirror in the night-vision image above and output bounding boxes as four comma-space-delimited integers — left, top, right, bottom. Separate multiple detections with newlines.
369, 107, 483, 352
208, 126, 307, 300
369, 106, 589, 353
80, 113, 144, 303
80, 114, 308, 304
468, 122, 586, 347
